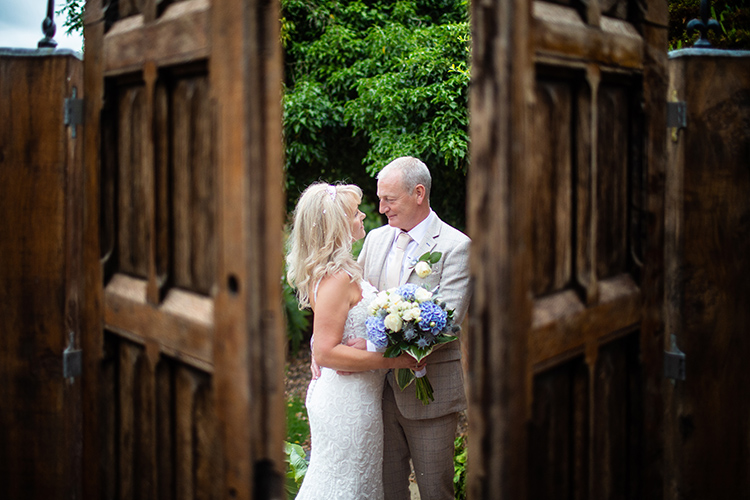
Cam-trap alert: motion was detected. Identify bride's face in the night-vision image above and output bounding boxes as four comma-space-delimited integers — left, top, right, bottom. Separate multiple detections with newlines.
347, 200, 366, 241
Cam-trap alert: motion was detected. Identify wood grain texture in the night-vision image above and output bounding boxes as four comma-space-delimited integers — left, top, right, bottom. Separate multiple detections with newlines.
0, 52, 83, 500
468, 0, 667, 497
83, 0, 285, 498
666, 53, 750, 500
530, 79, 573, 296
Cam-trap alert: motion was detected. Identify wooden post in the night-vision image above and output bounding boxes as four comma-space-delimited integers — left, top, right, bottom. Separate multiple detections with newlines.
665, 50, 750, 500
0, 48, 83, 500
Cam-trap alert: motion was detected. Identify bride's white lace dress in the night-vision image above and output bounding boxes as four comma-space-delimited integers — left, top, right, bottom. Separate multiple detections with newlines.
295, 280, 385, 500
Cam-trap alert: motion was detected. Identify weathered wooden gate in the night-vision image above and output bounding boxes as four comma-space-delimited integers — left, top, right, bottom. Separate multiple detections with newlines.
467, 0, 668, 497
80, 0, 285, 498
0, 49, 83, 500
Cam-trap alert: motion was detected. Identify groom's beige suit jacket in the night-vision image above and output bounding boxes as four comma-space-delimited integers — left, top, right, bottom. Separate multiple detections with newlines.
358, 213, 471, 420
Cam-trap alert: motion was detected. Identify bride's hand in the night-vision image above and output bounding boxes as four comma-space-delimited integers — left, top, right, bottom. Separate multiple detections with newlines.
392, 353, 426, 371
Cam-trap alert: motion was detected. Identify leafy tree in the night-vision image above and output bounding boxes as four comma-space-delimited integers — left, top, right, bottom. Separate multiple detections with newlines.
57, 0, 84, 38
282, 0, 471, 230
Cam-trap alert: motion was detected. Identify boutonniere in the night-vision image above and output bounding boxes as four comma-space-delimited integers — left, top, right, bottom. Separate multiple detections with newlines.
414, 251, 442, 278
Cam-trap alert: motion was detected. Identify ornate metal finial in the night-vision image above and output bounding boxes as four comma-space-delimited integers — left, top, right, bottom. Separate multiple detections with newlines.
38, 0, 58, 48
687, 0, 721, 48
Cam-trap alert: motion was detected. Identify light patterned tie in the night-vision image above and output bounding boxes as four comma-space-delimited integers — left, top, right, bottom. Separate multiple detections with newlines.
386, 232, 411, 290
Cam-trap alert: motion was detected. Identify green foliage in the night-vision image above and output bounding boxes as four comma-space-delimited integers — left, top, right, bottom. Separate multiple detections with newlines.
453, 435, 468, 500
284, 393, 311, 498
283, 276, 311, 356
669, 0, 750, 50
57, 0, 84, 37
283, 440, 309, 499
285, 393, 311, 449
282, 0, 471, 230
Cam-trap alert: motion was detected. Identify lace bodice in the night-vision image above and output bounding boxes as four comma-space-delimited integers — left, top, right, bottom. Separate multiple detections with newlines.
341, 280, 378, 344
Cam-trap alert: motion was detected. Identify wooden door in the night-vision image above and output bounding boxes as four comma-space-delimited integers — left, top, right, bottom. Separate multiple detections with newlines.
467, 0, 668, 498
81, 1, 285, 499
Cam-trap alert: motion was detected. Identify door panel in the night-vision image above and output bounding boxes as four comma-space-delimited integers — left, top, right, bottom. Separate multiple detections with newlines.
468, 0, 667, 497
82, 0, 285, 498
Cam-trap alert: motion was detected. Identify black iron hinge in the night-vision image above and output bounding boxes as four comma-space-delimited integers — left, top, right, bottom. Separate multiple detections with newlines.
63, 331, 82, 379
664, 334, 686, 382
64, 86, 83, 138
667, 101, 687, 129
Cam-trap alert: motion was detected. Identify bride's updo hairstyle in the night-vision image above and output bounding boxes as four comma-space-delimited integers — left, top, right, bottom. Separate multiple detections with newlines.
286, 182, 364, 309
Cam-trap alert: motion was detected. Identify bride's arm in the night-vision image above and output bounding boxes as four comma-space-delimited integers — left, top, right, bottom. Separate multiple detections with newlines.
312, 272, 420, 373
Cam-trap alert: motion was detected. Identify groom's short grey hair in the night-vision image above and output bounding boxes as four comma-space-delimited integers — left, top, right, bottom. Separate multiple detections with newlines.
378, 156, 432, 200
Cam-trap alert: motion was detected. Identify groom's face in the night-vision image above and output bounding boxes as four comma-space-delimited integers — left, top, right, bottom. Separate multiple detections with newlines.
377, 171, 424, 232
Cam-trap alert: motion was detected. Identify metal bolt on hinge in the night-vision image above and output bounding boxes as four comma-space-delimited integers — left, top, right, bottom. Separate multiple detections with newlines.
64, 87, 83, 138
63, 331, 82, 379
664, 334, 686, 382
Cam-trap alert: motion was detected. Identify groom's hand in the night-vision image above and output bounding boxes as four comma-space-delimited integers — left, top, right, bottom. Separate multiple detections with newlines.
336, 338, 367, 375
310, 355, 321, 380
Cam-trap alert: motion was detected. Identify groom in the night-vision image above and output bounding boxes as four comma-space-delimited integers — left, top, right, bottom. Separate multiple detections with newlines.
358, 156, 471, 500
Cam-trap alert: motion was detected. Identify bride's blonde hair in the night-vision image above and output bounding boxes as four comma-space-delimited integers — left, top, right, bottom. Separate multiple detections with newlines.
286, 182, 364, 308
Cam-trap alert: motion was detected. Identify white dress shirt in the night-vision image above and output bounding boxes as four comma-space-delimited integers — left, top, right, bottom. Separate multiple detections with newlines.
385, 210, 436, 286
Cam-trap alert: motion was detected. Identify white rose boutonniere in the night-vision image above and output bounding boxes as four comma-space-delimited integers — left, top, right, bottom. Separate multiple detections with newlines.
414, 261, 432, 278
414, 251, 442, 278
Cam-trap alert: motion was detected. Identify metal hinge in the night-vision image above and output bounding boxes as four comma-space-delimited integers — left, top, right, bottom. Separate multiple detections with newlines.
63, 331, 82, 379
667, 101, 687, 129
64, 87, 83, 138
664, 334, 686, 382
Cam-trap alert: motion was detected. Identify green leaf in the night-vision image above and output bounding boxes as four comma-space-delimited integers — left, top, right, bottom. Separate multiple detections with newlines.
396, 368, 416, 390
383, 344, 403, 358
429, 251, 442, 264
415, 375, 434, 404
404, 345, 432, 362
434, 334, 458, 345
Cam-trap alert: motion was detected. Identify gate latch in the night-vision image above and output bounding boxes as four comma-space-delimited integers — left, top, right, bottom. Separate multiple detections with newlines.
63, 331, 82, 379
664, 334, 686, 382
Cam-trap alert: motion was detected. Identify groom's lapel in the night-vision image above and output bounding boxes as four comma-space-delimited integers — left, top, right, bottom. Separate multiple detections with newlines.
371, 228, 393, 290
403, 216, 442, 284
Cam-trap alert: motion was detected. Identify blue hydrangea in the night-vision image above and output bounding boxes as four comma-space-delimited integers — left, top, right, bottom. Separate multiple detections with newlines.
396, 283, 420, 301
366, 316, 388, 348
419, 301, 447, 335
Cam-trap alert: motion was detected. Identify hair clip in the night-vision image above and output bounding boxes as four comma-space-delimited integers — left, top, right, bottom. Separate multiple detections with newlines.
326, 185, 337, 201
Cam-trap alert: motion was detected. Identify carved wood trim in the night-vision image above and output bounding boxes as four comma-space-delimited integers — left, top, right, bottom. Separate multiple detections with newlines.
104, 0, 210, 76
104, 273, 214, 372
534, 2, 643, 70
530, 274, 641, 368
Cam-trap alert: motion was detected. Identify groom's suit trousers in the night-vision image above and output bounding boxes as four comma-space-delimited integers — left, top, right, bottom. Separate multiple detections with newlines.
382, 382, 458, 500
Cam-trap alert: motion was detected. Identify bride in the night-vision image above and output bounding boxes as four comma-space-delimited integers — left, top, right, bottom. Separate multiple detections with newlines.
286, 183, 422, 499
286, 183, 420, 500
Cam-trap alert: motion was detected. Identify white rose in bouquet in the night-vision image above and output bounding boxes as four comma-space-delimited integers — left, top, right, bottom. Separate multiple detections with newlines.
414, 287, 433, 303
384, 313, 403, 332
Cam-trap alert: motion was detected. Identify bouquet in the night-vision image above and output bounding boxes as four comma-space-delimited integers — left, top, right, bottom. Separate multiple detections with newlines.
365, 253, 459, 405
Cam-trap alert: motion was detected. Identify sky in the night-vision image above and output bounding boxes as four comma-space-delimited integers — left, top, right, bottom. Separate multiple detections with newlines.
0, 0, 84, 52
